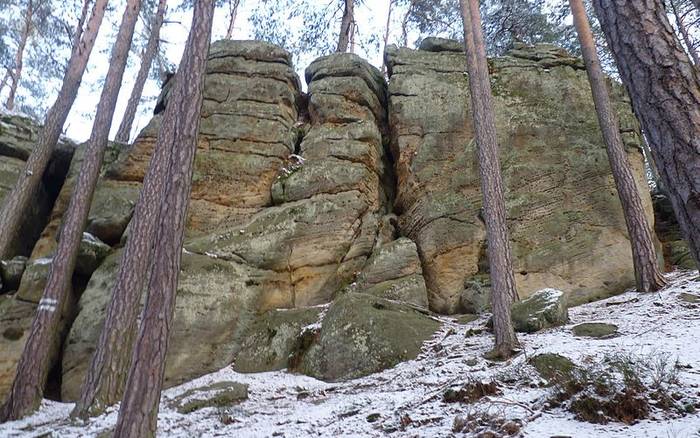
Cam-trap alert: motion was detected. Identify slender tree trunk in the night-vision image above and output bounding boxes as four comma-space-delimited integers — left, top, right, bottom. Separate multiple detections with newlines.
570, 0, 667, 292
73, 1, 179, 418
459, 0, 519, 360
0, 0, 141, 422
592, 0, 700, 270
115, 0, 167, 144
0, 69, 11, 96
0, 0, 107, 262
72, 0, 93, 48
337, 0, 354, 52
381, 0, 394, 75
113, 2, 214, 436
669, 0, 700, 66
225, 0, 239, 39
6, 0, 34, 111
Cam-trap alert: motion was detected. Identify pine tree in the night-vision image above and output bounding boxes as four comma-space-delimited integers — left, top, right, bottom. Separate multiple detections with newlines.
569, 0, 667, 292
0, 0, 142, 421
113, 1, 215, 435
0, 0, 106, 261
459, 0, 519, 359
225, 0, 240, 39
115, 0, 168, 143
592, 0, 700, 269
337, 0, 354, 52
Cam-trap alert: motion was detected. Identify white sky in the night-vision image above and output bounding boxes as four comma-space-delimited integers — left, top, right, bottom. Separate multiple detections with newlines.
65, 0, 394, 143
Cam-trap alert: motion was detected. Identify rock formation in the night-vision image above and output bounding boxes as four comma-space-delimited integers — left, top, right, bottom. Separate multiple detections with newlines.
0, 39, 678, 403
386, 39, 657, 313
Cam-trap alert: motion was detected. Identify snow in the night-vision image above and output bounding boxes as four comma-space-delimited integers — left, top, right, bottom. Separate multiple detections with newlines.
1, 271, 699, 437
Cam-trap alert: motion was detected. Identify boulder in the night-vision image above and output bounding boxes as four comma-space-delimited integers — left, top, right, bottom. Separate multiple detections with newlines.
529, 353, 578, 384
170, 381, 249, 414
418, 37, 464, 53
351, 237, 429, 308
15, 257, 52, 303
233, 307, 323, 373
61, 249, 269, 401
296, 293, 440, 381
385, 41, 657, 313
511, 288, 568, 333
571, 322, 618, 338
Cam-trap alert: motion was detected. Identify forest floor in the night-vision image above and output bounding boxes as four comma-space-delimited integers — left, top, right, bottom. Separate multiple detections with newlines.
1, 270, 699, 437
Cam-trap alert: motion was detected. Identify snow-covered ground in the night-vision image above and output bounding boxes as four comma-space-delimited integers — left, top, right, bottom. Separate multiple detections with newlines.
2, 271, 699, 437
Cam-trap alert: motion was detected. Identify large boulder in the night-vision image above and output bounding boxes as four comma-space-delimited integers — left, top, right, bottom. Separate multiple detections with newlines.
511, 288, 568, 333
350, 237, 429, 308
385, 41, 658, 313
61, 249, 269, 401
296, 293, 440, 381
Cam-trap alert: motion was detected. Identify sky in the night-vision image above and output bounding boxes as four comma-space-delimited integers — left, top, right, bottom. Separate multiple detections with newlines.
62, 0, 394, 143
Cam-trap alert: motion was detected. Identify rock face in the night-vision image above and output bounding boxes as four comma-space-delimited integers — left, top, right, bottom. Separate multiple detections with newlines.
385, 42, 657, 313
0, 39, 676, 402
0, 113, 74, 258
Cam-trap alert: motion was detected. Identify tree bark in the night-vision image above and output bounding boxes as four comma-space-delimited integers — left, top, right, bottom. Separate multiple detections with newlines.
570, 0, 667, 292
0, 0, 107, 262
592, 0, 700, 270
225, 0, 239, 39
0, 0, 141, 422
113, 1, 214, 436
381, 0, 394, 75
669, 0, 700, 66
337, 0, 354, 52
459, 0, 519, 360
73, 0, 179, 418
6, 0, 34, 111
115, 0, 167, 143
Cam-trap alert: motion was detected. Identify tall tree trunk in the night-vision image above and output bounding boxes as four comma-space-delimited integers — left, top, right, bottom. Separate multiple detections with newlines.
337, 0, 354, 52
113, 1, 214, 436
225, 0, 239, 39
459, 0, 519, 360
115, 0, 167, 144
381, 0, 394, 75
73, 0, 178, 418
669, 0, 700, 66
0, 69, 11, 96
72, 0, 93, 49
0, 0, 107, 262
592, 0, 700, 270
0, 0, 141, 422
570, 0, 667, 292
5, 0, 34, 111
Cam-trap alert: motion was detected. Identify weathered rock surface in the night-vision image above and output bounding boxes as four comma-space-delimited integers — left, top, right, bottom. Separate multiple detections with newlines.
61, 249, 265, 401
386, 41, 658, 313
296, 293, 440, 381
653, 193, 696, 270
0, 113, 75, 257
511, 288, 568, 333
571, 322, 618, 338
170, 381, 249, 414
0, 256, 27, 293
349, 237, 429, 308
233, 307, 323, 373
0, 39, 679, 401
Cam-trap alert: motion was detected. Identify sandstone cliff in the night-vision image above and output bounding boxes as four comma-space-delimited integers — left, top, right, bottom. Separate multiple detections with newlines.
0, 39, 676, 403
